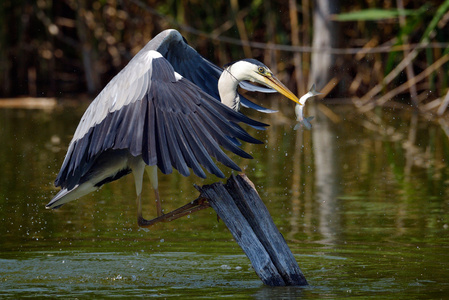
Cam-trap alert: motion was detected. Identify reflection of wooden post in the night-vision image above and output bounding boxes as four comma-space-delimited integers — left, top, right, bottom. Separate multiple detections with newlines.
198, 174, 308, 286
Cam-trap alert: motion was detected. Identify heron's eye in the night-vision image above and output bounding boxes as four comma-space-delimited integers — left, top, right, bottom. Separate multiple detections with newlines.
258, 67, 265, 74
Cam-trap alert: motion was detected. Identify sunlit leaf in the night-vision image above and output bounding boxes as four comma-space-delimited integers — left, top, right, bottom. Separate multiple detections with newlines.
334, 9, 417, 21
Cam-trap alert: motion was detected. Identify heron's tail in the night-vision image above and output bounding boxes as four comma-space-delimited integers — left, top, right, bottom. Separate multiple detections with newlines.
46, 183, 95, 209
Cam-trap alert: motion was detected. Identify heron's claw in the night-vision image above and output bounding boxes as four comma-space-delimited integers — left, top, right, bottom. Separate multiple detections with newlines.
137, 197, 210, 228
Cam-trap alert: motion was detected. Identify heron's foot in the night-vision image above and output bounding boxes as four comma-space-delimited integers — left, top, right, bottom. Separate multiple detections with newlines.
137, 197, 210, 228
137, 213, 164, 227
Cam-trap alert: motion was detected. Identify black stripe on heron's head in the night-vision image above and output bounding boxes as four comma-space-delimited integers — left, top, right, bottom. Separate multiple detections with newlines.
223, 58, 267, 69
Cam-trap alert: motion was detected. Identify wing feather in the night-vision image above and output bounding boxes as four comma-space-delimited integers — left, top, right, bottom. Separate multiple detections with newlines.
154, 105, 173, 175
172, 114, 206, 178
178, 116, 224, 178
188, 111, 242, 171
55, 49, 267, 189
163, 111, 190, 177
193, 105, 253, 160
142, 96, 157, 166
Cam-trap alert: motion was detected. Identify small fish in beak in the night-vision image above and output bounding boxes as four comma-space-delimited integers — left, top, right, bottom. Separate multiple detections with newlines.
294, 84, 322, 130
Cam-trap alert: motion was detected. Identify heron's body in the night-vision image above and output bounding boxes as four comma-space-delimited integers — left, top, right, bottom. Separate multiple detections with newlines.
46, 29, 299, 224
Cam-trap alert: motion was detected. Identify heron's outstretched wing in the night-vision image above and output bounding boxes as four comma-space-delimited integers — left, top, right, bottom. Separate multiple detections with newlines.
146, 29, 276, 113
55, 51, 267, 190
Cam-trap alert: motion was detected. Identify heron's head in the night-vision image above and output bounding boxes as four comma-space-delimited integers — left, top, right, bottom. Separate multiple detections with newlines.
225, 59, 300, 104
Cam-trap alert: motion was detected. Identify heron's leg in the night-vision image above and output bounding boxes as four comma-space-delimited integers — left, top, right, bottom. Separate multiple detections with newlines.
131, 159, 146, 224
136, 165, 210, 228
146, 165, 162, 217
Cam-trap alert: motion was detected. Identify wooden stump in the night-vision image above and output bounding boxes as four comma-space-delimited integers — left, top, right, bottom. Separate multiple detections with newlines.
197, 174, 308, 286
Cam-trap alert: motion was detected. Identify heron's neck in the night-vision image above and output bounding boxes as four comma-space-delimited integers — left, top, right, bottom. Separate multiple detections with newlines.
218, 67, 245, 111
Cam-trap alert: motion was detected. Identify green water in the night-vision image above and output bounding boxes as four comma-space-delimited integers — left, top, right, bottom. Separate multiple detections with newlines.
1, 102, 448, 298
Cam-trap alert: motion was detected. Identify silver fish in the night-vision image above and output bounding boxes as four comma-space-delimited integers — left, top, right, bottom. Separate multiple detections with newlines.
294, 84, 322, 130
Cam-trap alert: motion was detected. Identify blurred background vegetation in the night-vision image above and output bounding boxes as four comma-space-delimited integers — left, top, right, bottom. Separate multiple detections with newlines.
1, 0, 448, 115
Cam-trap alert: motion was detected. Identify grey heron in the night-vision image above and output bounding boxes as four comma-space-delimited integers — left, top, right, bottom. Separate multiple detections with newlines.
46, 29, 300, 226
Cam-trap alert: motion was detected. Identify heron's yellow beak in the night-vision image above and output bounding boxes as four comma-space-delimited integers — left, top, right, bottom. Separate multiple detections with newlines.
262, 74, 300, 104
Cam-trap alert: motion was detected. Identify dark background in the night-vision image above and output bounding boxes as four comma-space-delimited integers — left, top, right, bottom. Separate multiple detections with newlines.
1, 0, 448, 114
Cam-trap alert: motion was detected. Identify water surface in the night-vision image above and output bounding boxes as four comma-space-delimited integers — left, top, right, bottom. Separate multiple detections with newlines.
1, 101, 448, 298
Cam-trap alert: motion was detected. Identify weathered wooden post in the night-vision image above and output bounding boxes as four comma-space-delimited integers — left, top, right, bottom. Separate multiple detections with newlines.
197, 174, 308, 286
142, 174, 308, 286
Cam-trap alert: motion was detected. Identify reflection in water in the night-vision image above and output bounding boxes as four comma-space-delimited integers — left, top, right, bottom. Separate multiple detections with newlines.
289, 124, 304, 240
288, 102, 341, 245
404, 112, 419, 177
1, 104, 449, 298
310, 103, 340, 245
